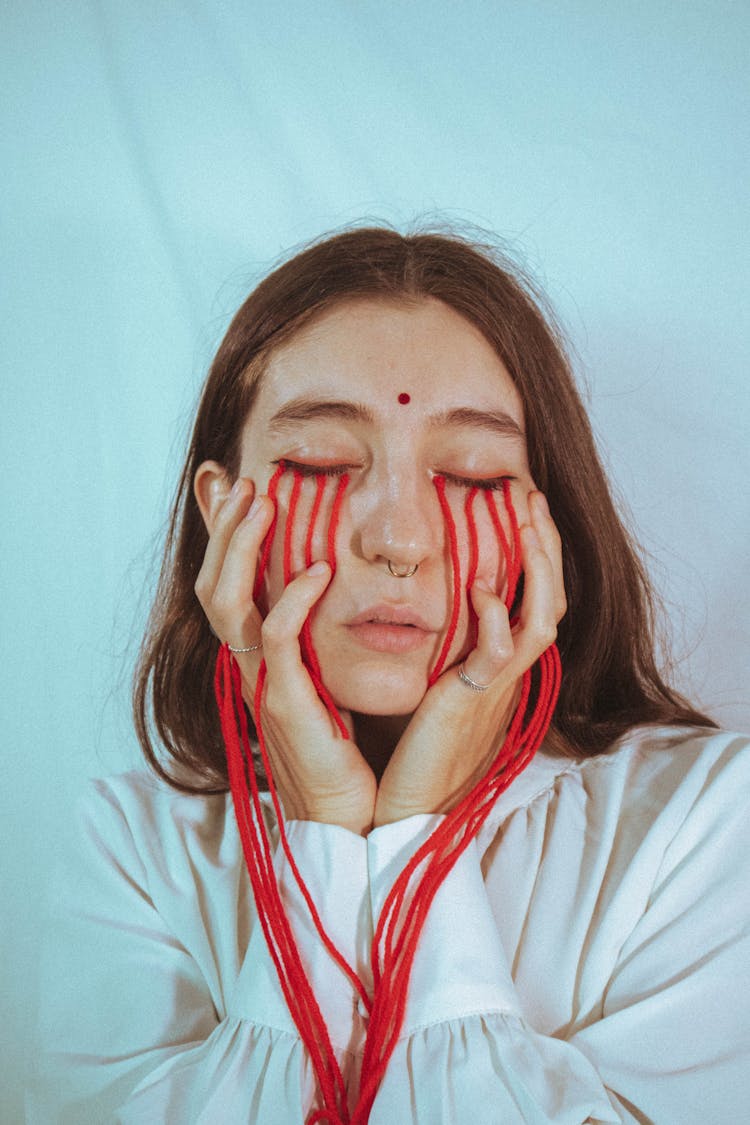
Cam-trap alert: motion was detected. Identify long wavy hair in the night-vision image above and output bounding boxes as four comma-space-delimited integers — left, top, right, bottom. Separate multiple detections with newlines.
133, 226, 715, 793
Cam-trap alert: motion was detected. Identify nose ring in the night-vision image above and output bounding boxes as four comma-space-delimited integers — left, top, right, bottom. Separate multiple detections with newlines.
387, 560, 419, 578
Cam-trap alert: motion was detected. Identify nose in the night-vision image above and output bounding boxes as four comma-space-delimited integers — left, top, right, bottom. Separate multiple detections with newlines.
354, 469, 443, 570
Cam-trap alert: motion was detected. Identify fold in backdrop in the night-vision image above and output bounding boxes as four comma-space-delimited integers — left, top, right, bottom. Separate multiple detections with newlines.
2, 2, 748, 1119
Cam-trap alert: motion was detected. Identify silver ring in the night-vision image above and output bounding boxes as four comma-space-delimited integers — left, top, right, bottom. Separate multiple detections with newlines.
387, 560, 419, 578
457, 662, 490, 692
227, 641, 263, 654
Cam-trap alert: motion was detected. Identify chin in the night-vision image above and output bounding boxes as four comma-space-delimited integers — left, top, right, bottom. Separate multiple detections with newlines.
321, 664, 429, 717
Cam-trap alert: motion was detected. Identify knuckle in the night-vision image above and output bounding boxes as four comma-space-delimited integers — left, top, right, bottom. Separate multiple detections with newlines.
263, 688, 286, 720
211, 588, 236, 618
487, 638, 513, 665
537, 620, 558, 648
260, 613, 288, 648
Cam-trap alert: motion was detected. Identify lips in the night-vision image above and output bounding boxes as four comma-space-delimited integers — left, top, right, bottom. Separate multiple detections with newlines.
346, 603, 436, 654
347, 604, 434, 631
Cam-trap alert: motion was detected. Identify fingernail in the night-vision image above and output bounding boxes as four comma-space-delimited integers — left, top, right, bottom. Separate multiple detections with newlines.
307, 560, 329, 576
245, 496, 263, 520
230, 479, 242, 498
524, 525, 540, 547
534, 492, 550, 516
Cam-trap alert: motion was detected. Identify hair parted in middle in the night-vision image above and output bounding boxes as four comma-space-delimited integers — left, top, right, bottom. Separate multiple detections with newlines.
133, 224, 715, 794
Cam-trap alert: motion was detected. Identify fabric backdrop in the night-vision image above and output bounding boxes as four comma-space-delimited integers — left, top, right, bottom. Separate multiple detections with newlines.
2, 3, 748, 1119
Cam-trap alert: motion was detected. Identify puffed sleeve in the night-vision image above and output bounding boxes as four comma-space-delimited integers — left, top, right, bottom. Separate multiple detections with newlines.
27, 776, 371, 1124
365, 735, 750, 1123
366, 817, 619, 1123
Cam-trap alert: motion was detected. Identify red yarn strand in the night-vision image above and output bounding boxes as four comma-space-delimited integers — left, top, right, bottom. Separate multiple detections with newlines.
464, 486, 480, 650
427, 476, 462, 685
253, 462, 286, 601
483, 488, 516, 611
305, 474, 327, 568
284, 470, 304, 584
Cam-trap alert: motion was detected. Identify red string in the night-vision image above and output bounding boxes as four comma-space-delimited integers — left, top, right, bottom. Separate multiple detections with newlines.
326, 473, 348, 576
300, 474, 328, 685
484, 487, 517, 611
464, 486, 480, 650
216, 649, 346, 1116
301, 473, 350, 739
503, 478, 522, 610
253, 462, 286, 602
427, 476, 462, 685
305, 474, 327, 568
215, 465, 561, 1123
283, 470, 304, 584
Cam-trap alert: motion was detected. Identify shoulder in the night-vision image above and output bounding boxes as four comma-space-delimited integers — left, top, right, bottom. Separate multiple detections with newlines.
479, 726, 750, 857
73, 770, 240, 888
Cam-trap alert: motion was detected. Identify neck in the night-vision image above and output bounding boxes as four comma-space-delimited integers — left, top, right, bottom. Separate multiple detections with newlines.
352, 711, 411, 780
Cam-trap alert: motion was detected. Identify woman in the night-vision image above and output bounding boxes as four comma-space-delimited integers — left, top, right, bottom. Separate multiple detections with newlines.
31, 228, 749, 1123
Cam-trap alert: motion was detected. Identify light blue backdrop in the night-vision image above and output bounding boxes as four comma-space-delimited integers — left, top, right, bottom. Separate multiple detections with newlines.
2, 2, 748, 1118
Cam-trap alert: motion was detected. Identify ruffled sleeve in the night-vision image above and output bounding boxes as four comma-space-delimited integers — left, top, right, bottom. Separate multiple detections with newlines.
366, 816, 619, 1124
27, 777, 372, 1123
367, 733, 750, 1123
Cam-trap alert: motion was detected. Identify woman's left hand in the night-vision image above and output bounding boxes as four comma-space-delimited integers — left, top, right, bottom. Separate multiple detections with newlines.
373, 491, 566, 827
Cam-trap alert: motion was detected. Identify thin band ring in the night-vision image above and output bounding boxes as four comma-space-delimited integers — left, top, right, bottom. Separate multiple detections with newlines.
387, 560, 419, 578
457, 662, 491, 692
227, 641, 263, 654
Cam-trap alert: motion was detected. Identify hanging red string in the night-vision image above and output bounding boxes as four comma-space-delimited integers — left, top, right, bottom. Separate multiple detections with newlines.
427, 476, 463, 685
464, 486, 480, 650
215, 467, 561, 1124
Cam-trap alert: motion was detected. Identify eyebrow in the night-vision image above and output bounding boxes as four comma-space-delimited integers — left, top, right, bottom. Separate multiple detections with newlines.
268, 397, 525, 439
428, 406, 525, 440
268, 397, 375, 430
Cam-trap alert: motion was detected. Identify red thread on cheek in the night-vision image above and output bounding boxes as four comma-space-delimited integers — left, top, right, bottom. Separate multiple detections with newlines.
502, 478, 522, 612
299, 476, 326, 687
428, 476, 462, 685
283, 470, 304, 585
464, 487, 480, 649
484, 489, 515, 611
305, 474, 327, 568
326, 473, 349, 575
253, 462, 286, 602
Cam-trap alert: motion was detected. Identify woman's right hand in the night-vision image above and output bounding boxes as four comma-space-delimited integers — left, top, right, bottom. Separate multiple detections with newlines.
194, 477, 377, 837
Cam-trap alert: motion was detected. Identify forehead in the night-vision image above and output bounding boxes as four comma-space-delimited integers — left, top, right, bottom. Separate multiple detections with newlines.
252, 297, 523, 422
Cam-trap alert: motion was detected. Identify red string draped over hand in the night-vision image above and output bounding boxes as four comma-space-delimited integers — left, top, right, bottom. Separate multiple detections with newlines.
214, 469, 561, 1123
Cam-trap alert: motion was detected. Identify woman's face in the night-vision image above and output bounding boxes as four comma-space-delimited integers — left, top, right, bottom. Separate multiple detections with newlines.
238, 297, 535, 717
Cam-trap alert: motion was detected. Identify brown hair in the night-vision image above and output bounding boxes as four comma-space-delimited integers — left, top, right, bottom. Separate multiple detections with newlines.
133, 225, 715, 793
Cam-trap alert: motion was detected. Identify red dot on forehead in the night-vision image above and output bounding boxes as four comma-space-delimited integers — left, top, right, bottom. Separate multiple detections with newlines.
397, 392, 411, 404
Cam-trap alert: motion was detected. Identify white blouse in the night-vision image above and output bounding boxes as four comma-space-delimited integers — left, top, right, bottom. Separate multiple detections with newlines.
28, 726, 750, 1124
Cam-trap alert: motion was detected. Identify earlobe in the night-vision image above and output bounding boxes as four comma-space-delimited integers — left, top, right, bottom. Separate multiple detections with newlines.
194, 460, 232, 534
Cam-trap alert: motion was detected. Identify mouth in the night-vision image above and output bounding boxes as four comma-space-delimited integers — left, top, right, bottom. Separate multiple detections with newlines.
346, 604, 436, 654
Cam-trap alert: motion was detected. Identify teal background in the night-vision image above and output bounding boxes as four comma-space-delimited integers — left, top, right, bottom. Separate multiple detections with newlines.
2, 3, 748, 1119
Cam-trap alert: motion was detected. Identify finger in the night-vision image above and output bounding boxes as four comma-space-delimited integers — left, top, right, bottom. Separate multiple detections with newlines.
261, 561, 333, 720
529, 492, 567, 621
460, 581, 514, 690
210, 494, 274, 626
195, 478, 256, 606
512, 524, 559, 668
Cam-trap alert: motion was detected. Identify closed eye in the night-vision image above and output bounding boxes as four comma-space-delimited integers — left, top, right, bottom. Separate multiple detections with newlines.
272, 459, 357, 478
274, 460, 514, 491
440, 472, 515, 492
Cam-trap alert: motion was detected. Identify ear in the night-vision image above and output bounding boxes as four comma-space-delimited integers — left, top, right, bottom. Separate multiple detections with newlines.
194, 460, 233, 535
